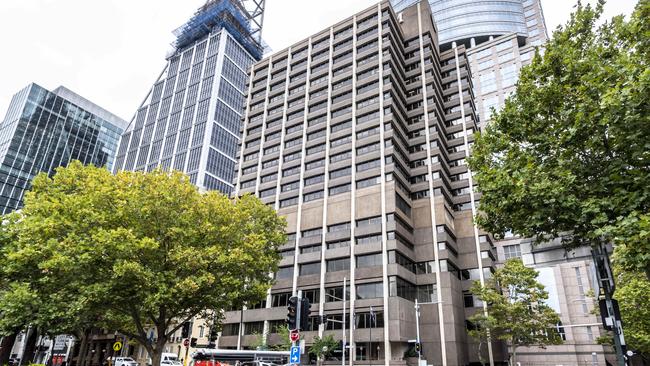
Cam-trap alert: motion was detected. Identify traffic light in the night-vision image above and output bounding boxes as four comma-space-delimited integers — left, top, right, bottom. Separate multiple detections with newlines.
414, 342, 421, 353
190, 337, 197, 347
300, 298, 311, 331
287, 296, 299, 330
181, 322, 191, 338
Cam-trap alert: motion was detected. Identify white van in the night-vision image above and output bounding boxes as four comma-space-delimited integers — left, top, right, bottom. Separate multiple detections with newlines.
160, 353, 182, 366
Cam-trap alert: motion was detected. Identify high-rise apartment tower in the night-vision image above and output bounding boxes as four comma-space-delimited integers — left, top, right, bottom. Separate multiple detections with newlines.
0, 83, 126, 214
227, 1, 503, 365
113, 0, 264, 195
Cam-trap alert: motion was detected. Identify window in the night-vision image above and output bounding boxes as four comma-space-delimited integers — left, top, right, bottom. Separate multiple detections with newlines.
221, 323, 239, 336
356, 282, 383, 300
355, 312, 383, 328
301, 288, 320, 304
283, 166, 300, 177
305, 158, 325, 170
417, 284, 436, 303
500, 64, 518, 87
305, 174, 325, 186
389, 276, 416, 300
356, 176, 381, 189
301, 244, 321, 254
327, 240, 350, 249
356, 216, 382, 227
357, 159, 380, 172
327, 258, 350, 272
329, 184, 351, 195
356, 253, 382, 268
279, 248, 295, 257
269, 320, 286, 334
330, 151, 351, 163
300, 262, 321, 275
302, 228, 322, 238
281, 181, 300, 192
304, 190, 324, 202
244, 321, 264, 335
280, 197, 298, 208
356, 234, 382, 246
326, 286, 350, 302
479, 72, 497, 93
328, 222, 351, 233
276, 266, 293, 279
503, 244, 522, 259
389, 251, 415, 273
330, 167, 351, 179
272, 292, 291, 307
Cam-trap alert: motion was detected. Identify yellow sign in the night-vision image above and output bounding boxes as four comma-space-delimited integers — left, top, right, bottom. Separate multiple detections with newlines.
113, 341, 123, 352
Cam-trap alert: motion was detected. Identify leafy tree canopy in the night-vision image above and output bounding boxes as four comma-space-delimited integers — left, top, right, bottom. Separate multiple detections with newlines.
309, 334, 339, 364
0, 161, 286, 365
467, 0, 650, 277
614, 269, 650, 356
469, 259, 562, 365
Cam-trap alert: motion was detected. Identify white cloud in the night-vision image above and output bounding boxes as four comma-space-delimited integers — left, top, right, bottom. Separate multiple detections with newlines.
0, 0, 638, 122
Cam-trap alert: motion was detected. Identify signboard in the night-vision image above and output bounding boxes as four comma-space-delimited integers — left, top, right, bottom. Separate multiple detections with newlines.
290, 330, 300, 342
113, 341, 123, 352
52, 335, 69, 352
290, 346, 301, 364
183, 338, 190, 348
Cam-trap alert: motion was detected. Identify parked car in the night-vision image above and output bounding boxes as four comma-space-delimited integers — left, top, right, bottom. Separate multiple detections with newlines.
160, 353, 182, 366
106, 357, 139, 366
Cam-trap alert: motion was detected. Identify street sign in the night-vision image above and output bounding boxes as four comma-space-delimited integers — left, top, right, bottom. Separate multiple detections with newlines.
113, 341, 123, 352
183, 338, 190, 348
290, 346, 301, 364
290, 330, 300, 342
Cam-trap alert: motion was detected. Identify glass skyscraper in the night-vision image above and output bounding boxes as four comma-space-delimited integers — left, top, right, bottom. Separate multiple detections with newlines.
0, 83, 126, 215
113, 0, 263, 195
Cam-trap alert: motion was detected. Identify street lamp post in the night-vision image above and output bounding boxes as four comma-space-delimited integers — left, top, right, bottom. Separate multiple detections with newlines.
325, 278, 348, 366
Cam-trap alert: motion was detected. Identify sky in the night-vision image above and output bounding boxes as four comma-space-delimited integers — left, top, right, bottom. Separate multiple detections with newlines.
0, 0, 638, 122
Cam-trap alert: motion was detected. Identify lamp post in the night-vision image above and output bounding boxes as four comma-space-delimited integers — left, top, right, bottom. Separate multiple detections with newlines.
324, 278, 348, 366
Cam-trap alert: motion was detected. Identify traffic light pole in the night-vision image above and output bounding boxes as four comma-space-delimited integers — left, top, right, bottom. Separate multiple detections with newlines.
592, 242, 626, 366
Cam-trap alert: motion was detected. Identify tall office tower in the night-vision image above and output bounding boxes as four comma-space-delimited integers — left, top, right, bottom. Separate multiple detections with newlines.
391, 0, 548, 127
392, 1, 612, 365
229, 1, 503, 365
113, 0, 264, 195
0, 83, 126, 214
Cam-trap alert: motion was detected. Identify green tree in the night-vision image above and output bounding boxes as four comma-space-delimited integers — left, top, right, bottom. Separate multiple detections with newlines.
269, 324, 292, 351
308, 334, 339, 366
469, 259, 563, 366
0, 162, 286, 366
614, 269, 650, 357
467, 0, 650, 278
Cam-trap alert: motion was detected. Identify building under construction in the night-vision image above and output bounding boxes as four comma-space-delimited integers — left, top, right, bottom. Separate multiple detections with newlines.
113, 0, 265, 196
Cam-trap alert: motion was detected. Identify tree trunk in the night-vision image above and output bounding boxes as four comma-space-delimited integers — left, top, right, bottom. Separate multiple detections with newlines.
149, 332, 168, 366
22, 328, 38, 365
0, 331, 19, 365
477, 341, 486, 366
75, 330, 90, 366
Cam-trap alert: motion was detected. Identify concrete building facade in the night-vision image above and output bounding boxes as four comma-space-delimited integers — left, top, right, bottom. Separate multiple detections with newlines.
227, 1, 505, 365
0, 83, 126, 214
